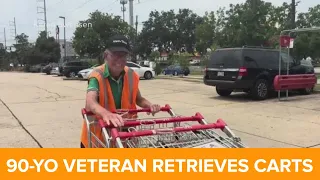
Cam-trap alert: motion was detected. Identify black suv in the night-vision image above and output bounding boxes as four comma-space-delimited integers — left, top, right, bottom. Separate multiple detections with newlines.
203, 47, 315, 100
60, 61, 91, 77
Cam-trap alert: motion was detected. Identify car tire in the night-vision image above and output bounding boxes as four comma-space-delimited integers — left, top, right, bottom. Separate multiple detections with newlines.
251, 79, 269, 100
163, 70, 166, 75
67, 72, 76, 78
173, 71, 178, 76
216, 87, 232, 97
144, 71, 153, 80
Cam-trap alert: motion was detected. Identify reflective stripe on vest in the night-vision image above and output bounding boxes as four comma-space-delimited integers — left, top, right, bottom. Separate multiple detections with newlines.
93, 68, 108, 109
127, 68, 134, 105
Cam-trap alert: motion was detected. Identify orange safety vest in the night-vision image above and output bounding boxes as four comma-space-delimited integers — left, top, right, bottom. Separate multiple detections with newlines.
80, 64, 140, 148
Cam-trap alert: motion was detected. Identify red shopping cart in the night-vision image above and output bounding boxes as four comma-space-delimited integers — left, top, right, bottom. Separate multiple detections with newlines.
81, 104, 246, 148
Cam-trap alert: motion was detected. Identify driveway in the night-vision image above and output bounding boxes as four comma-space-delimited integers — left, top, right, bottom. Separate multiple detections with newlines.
0, 72, 319, 148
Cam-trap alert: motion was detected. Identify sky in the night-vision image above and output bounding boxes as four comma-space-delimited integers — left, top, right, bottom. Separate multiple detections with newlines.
0, 0, 318, 46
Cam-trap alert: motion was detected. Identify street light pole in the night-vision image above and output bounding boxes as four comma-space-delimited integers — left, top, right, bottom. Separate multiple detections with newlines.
59, 16, 67, 63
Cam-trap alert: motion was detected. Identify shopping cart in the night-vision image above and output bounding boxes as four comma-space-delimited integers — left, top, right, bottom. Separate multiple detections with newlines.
81, 104, 247, 148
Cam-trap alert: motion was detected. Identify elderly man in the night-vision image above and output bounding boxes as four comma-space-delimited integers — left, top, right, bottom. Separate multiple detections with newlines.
80, 35, 161, 148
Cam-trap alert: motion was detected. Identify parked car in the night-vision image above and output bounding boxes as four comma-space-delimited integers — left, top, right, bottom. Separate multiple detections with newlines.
77, 64, 99, 79
203, 47, 315, 100
162, 65, 190, 76
50, 66, 61, 75
126, 61, 155, 79
29, 63, 47, 73
42, 63, 59, 75
60, 61, 91, 77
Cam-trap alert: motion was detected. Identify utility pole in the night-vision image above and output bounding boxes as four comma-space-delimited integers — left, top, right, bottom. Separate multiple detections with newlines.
9, 17, 17, 44
129, 0, 134, 27
133, 15, 138, 63
120, 0, 128, 22
44, 0, 48, 36
136, 15, 139, 36
59, 16, 66, 63
37, 0, 48, 37
56, 25, 60, 43
291, 0, 296, 29
4, 28, 7, 49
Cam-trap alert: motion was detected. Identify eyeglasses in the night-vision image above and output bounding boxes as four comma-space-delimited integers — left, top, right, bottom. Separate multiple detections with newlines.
107, 51, 128, 61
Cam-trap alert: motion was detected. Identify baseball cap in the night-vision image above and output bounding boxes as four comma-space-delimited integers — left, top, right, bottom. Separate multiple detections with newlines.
107, 35, 131, 53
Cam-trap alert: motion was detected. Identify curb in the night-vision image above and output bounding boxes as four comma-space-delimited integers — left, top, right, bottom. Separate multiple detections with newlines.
62, 77, 87, 81
155, 76, 203, 83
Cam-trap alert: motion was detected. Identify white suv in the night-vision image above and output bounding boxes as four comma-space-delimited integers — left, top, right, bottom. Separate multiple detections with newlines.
126, 61, 155, 80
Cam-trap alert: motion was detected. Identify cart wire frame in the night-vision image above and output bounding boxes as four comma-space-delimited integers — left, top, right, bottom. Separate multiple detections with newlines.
81, 104, 247, 148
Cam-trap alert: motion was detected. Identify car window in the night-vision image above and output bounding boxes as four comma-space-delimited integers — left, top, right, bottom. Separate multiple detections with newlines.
265, 51, 280, 69
209, 49, 243, 68
66, 62, 77, 66
81, 61, 89, 66
243, 50, 260, 68
126, 62, 140, 68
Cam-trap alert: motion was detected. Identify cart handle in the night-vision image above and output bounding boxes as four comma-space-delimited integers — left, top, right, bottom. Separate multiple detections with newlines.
81, 104, 172, 117
110, 119, 228, 139
98, 112, 205, 128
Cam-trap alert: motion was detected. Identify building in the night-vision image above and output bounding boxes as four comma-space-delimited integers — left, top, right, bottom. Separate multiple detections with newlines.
58, 39, 78, 60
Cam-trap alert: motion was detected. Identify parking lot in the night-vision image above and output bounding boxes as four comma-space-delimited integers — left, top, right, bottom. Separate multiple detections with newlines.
0, 72, 319, 148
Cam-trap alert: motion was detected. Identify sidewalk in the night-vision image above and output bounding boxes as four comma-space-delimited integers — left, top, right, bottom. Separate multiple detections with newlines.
156, 75, 203, 82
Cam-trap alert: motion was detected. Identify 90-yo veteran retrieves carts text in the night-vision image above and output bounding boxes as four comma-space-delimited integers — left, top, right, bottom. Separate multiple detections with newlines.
81, 104, 247, 148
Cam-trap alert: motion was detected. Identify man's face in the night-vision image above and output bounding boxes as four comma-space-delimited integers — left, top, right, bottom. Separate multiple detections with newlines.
106, 50, 128, 76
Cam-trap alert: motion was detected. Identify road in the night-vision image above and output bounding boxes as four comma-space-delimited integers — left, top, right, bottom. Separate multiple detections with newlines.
0, 72, 319, 148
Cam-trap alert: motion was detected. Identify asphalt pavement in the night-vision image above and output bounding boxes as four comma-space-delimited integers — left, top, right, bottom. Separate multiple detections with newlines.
0, 72, 319, 148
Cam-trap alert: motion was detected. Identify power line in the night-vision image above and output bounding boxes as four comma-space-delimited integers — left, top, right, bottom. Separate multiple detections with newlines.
135, 0, 158, 5
48, 0, 98, 24
103, 0, 120, 13
47, 0, 64, 10
69, 0, 97, 14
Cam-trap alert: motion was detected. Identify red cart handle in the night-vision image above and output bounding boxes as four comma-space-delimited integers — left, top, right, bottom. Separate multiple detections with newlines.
110, 119, 228, 139
81, 104, 172, 117
98, 112, 205, 128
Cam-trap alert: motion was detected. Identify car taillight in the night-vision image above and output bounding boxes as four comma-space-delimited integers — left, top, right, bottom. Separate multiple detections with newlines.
238, 67, 248, 76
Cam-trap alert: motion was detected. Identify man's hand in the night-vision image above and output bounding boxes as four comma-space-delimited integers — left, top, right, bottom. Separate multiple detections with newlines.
101, 111, 124, 127
147, 104, 161, 116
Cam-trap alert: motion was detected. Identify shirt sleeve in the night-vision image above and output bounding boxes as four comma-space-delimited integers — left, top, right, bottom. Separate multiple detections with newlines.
87, 78, 99, 92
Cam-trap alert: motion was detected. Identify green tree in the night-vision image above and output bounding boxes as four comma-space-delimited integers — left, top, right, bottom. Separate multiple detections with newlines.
195, 11, 216, 55
13, 33, 33, 65
149, 51, 160, 61
175, 9, 203, 54
34, 31, 61, 64
137, 9, 202, 56
72, 10, 134, 64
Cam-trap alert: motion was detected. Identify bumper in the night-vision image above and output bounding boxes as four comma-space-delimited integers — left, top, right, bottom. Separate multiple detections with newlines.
78, 72, 90, 79
204, 78, 252, 89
